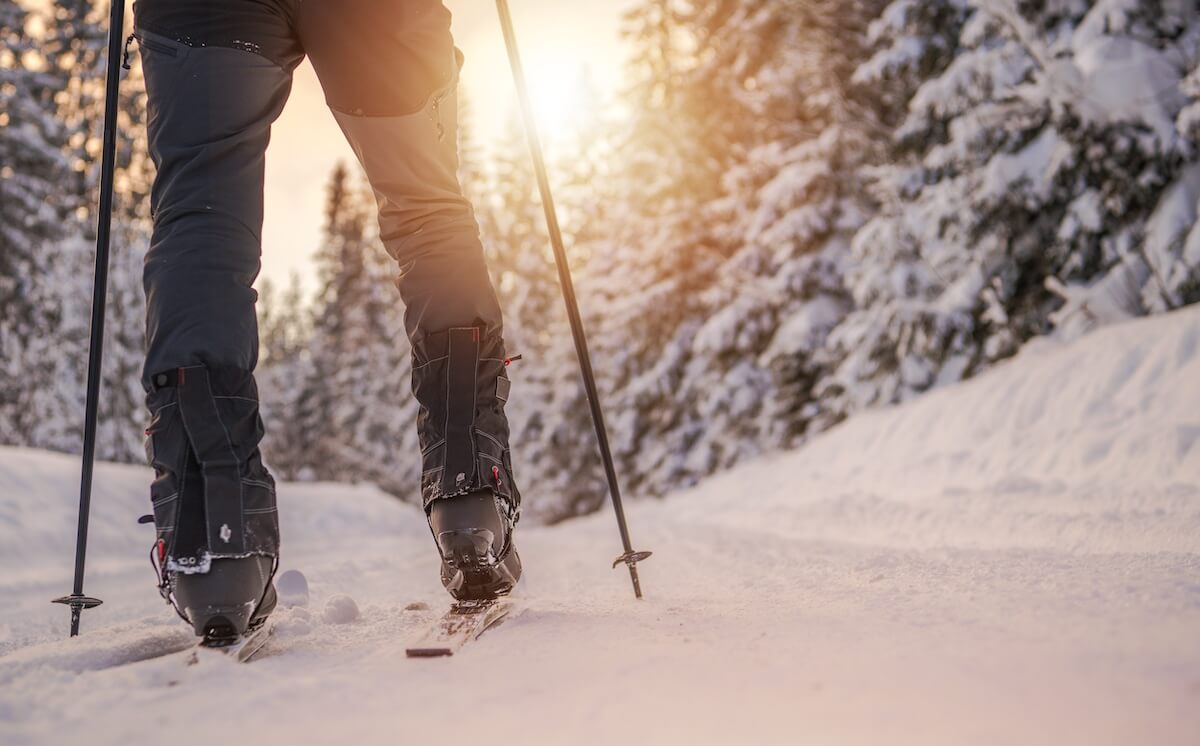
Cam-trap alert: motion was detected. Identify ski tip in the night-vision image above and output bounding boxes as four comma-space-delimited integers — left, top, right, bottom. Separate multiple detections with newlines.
276, 569, 309, 608
406, 646, 454, 658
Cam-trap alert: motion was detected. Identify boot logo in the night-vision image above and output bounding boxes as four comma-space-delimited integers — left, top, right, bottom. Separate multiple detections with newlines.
219, 523, 232, 543
456, 472, 466, 485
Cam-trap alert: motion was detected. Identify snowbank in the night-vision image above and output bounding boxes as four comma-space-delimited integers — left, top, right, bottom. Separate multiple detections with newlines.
1, 307, 1198, 746
694, 303, 1200, 554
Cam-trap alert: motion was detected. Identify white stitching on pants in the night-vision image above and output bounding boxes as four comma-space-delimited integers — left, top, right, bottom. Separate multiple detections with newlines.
152, 491, 179, 506
420, 438, 445, 458
412, 354, 447, 372
150, 401, 177, 418
475, 428, 504, 451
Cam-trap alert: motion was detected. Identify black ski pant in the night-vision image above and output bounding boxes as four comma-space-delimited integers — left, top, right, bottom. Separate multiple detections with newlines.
135, 0, 519, 573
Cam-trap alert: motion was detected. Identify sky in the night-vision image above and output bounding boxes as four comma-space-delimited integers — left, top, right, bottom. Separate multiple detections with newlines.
261, 0, 638, 298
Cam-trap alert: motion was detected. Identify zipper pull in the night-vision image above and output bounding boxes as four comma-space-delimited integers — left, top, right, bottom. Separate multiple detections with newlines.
122, 33, 135, 70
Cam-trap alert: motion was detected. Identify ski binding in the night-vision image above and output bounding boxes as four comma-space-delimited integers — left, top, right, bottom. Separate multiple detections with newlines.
187, 620, 273, 664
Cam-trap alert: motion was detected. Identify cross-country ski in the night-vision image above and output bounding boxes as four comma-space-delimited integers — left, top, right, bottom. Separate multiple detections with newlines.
406, 599, 517, 658
186, 620, 275, 665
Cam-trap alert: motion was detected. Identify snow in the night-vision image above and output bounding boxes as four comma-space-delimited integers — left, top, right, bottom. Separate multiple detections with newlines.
1073, 33, 1185, 143
321, 595, 361, 625
3, 307, 1200, 745
1146, 163, 1200, 300
762, 294, 846, 359
980, 128, 1069, 203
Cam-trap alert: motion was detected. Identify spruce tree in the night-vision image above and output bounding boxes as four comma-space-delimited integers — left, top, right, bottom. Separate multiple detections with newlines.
827, 0, 1200, 419
580, 0, 884, 495
293, 163, 371, 480
0, 0, 70, 447
258, 273, 313, 479
665, 0, 886, 470
29, 0, 151, 461
577, 0, 729, 495
288, 163, 420, 497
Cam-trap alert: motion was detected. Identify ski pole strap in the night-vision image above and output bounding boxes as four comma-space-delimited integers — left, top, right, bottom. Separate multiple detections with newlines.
171, 366, 246, 554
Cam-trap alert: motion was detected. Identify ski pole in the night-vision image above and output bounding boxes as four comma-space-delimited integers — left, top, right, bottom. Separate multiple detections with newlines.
52, 0, 127, 636
495, 0, 651, 599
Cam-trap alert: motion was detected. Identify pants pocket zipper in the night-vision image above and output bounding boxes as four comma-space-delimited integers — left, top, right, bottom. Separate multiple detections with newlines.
137, 33, 179, 57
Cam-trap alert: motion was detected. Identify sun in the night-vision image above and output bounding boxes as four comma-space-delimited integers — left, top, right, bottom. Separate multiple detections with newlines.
523, 64, 596, 142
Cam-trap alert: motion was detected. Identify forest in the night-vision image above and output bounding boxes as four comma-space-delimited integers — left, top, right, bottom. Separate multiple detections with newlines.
3, 0, 1198, 522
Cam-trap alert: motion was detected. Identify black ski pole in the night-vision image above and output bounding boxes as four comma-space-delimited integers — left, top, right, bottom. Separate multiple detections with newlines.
52, 0, 127, 636
495, 0, 651, 599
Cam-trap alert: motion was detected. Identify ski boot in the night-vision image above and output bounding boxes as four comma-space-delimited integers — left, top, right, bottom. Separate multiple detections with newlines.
429, 490, 521, 601
170, 555, 277, 645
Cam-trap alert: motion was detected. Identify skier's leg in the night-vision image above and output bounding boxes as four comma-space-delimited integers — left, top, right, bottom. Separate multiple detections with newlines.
134, 0, 303, 637
297, 1, 521, 599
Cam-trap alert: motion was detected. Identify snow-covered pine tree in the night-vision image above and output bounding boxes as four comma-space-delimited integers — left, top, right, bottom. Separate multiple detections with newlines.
568, 0, 731, 497
0, 0, 72, 447
1052, 0, 1200, 324
655, 0, 886, 486
1158, 41, 1200, 304
534, 71, 640, 520
288, 163, 419, 496
577, 0, 882, 496
335, 209, 420, 498
28, 0, 151, 461
824, 0, 1200, 419
291, 162, 369, 481
257, 273, 313, 480
478, 80, 633, 520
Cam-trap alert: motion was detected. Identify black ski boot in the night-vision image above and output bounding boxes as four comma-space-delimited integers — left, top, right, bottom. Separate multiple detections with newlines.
428, 490, 521, 601
170, 555, 277, 644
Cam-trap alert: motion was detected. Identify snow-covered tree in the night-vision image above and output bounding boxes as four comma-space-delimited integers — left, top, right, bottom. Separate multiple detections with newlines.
661, 0, 885, 470
1, 0, 149, 461
275, 163, 420, 496
825, 0, 1200, 418
6, 0, 1195, 525
567, 0, 884, 496
0, 0, 72, 447
39, 0, 150, 462
257, 273, 313, 479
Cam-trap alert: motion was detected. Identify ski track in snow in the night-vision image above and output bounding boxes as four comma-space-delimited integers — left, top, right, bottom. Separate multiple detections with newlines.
3, 308, 1200, 745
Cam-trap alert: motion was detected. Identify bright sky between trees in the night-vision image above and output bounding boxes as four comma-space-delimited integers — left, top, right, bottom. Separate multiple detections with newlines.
262, 0, 638, 299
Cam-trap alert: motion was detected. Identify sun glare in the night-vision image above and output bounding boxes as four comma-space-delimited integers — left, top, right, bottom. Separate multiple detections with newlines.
524, 64, 594, 142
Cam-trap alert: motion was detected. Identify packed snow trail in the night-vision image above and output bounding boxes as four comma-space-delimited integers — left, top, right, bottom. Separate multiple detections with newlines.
2, 307, 1199, 746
